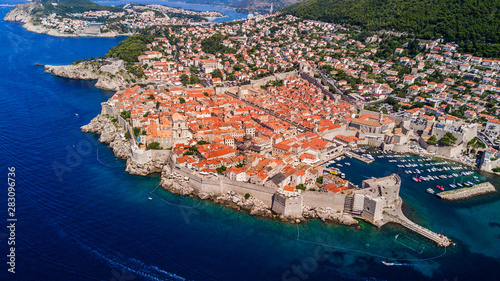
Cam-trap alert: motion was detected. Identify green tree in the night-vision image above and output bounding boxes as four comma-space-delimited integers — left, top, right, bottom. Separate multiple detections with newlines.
133, 127, 141, 136
316, 176, 323, 184
296, 184, 306, 190
216, 165, 227, 175
180, 74, 189, 85
438, 132, 457, 146
211, 69, 223, 80
146, 142, 162, 150
190, 76, 201, 84
427, 135, 438, 145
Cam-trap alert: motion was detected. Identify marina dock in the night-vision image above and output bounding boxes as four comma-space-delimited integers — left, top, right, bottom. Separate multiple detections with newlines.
351, 152, 374, 164
317, 151, 346, 166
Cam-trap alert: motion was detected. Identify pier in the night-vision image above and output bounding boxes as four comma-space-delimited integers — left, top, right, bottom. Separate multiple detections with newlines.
382, 199, 452, 247
317, 150, 346, 166
350, 152, 374, 164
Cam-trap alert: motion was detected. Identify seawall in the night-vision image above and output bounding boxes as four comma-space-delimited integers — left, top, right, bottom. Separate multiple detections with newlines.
437, 182, 497, 201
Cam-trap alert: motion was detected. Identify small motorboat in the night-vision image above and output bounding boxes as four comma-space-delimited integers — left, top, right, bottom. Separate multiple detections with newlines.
382, 261, 394, 266
426, 188, 435, 194
148, 197, 152, 200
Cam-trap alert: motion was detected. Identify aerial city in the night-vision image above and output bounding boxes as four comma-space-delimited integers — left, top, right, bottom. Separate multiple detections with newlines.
2, 0, 500, 280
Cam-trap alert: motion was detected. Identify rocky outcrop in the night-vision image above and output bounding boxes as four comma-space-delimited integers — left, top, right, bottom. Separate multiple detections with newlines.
159, 166, 275, 218
47, 64, 100, 81
302, 205, 359, 226
44, 64, 132, 91
160, 167, 196, 196
81, 115, 130, 160
125, 158, 164, 176
4, 3, 41, 23
214, 191, 273, 217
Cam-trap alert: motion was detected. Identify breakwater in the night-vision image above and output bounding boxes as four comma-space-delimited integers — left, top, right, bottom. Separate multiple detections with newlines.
437, 182, 497, 201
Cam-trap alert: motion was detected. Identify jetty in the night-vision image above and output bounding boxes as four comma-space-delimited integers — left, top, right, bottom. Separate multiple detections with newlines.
437, 182, 497, 201
351, 152, 374, 164
383, 199, 452, 247
317, 150, 346, 166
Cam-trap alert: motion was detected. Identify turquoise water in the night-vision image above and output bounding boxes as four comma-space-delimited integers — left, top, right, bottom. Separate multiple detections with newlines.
0, 3, 499, 281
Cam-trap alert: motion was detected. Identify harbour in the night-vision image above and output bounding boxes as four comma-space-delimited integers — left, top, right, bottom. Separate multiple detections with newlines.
2, 3, 500, 281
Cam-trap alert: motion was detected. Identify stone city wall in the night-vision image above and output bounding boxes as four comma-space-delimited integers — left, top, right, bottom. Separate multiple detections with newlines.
302, 191, 346, 211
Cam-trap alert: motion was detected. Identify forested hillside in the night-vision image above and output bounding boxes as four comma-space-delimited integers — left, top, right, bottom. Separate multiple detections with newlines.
284, 0, 500, 57
40, 0, 123, 15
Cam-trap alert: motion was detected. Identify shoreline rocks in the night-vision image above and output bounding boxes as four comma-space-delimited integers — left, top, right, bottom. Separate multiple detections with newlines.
303, 205, 359, 226
125, 158, 164, 176
44, 64, 132, 91
81, 115, 362, 226
81, 114, 130, 160
5, 3, 134, 38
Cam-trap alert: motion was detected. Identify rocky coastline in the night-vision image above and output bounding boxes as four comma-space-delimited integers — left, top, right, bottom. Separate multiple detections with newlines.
4, 3, 133, 38
81, 114, 131, 160
81, 115, 361, 226
44, 64, 133, 92
158, 164, 359, 225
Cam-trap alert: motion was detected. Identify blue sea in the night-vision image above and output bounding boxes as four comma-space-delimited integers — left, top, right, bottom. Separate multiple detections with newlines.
0, 2, 500, 281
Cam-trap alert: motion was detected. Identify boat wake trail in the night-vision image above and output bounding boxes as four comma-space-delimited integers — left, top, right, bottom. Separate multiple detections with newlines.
295, 225, 447, 263
150, 184, 202, 209
79, 241, 187, 281
96, 148, 124, 168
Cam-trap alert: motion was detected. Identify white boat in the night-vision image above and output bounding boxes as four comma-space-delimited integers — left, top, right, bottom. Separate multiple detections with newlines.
426, 188, 435, 194
345, 163, 351, 166
148, 197, 152, 200
382, 261, 394, 266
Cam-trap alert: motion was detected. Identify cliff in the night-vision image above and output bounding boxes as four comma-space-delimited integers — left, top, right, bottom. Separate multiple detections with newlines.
125, 158, 164, 176
4, 3, 41, 23
81, 115, 130, 160
44, 64, 132, 92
